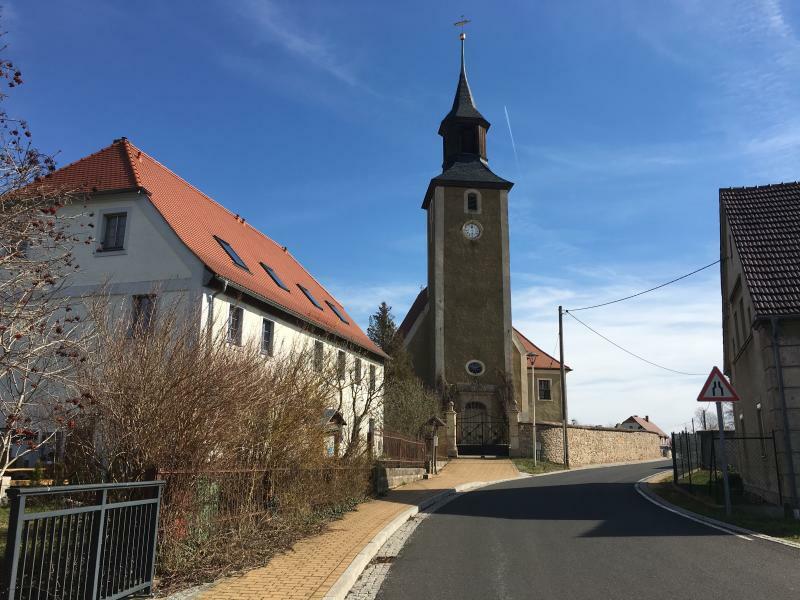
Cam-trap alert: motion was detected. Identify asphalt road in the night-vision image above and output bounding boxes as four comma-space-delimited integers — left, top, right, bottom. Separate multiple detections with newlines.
377, 461, 800, 600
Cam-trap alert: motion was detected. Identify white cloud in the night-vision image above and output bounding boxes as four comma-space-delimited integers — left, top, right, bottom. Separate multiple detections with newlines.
623, 0, 800, 177
512, 266, 721, 435
230, 0, 375, 94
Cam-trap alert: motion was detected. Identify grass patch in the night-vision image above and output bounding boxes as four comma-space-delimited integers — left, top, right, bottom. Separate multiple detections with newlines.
649, 480, 800, 543
513, 459, 565, 475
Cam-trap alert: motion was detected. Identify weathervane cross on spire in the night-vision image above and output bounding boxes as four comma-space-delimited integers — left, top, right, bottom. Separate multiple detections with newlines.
454, 15, 471, 40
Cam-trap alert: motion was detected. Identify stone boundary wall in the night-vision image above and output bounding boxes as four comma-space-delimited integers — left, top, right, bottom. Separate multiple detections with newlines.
519, 422, 534, 458
520, 421, 662, 466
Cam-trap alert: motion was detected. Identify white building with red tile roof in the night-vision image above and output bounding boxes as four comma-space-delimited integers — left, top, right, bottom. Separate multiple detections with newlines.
618, 415, 669, 453
42, 137, 386, 448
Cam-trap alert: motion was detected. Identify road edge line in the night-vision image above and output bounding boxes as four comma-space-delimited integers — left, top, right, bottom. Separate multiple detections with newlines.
635, 472, 800, 549
321, 474, 523, 600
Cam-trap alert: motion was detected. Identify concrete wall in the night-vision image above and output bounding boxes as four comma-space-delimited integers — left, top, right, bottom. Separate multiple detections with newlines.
533, 423, 661, 467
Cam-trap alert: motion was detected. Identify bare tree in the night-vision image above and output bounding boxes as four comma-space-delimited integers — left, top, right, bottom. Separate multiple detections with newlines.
70, 300, 333, 481
327, 351, 384, 457
0, 31, 93, 479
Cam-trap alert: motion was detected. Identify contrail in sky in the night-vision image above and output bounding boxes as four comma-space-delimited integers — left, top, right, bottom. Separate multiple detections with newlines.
504, 105, 521, 175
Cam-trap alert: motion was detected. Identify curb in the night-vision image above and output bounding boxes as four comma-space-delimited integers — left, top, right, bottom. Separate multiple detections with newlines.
635, 472, 800, 551
518, 457, 669, 479
321, 474, 523, 599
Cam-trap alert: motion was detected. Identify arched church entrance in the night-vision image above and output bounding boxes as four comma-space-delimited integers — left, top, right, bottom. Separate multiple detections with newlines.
457, 401, 509, 456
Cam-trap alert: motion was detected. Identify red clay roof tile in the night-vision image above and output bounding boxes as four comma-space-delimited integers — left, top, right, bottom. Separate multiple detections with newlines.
513, 327, 569, 371
44, 139, 386, 359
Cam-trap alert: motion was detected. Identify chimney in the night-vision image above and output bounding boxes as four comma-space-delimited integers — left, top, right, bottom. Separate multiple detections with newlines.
645, 415, 649, 422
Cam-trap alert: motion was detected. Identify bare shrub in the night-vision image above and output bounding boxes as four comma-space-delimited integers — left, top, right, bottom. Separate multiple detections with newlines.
384, 376, 440, 438
69, 300, 372, 590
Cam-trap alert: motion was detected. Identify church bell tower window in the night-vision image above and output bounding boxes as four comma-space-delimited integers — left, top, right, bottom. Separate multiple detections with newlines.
465, 191, 480, 214
466, 360, 485, 376
460, 126, 478, 154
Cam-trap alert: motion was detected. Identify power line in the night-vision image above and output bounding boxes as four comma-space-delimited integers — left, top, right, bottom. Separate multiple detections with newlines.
565, 311, 705, 377
568, 259, 720, 312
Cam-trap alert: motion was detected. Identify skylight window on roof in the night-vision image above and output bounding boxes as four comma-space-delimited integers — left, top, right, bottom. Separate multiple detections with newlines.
325, 300, 349, 324
298, 284, 323, 310
260, 262, 290, 291
214, 236, 249, 271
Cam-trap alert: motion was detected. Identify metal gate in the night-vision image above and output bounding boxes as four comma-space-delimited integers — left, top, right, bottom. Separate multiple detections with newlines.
2, 481, 164, 600
457, 406, 509, 456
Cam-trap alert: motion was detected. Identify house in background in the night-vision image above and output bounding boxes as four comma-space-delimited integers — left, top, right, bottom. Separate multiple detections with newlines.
33, 138, 387, 460
617, 415, 670, 456
720, 182, 800, 516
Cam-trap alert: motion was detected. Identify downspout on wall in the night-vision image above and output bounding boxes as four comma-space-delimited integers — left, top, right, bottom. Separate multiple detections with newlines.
769, 317, 800, 518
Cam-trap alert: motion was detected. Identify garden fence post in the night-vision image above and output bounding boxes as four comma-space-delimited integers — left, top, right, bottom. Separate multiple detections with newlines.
3, 489, 25, 600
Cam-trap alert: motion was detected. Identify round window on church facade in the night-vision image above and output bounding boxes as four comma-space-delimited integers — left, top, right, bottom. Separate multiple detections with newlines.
465, 360, 486, 376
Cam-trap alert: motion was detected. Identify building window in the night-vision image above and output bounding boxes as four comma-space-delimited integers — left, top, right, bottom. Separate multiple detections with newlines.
465, 360, 485, 376
227, 305, 243, 345
538, 378, 552, 401
298, 285, 323, 310
325, 300, 349, 324
261, 318, 274, 356
101, 212, 127, 251
260, 262, 289, 291
355, 358, 362, 382
214, 236, 249, 271
314, 340, 324, 372
739, 299, 747, 342
369, 364, 376, 395
130, 294, 155, 336
460, 126, 478, 154
337, 350, 346, 380
756, 403, 767, 457
732, 311, 741, 352
464, 190, 481, 214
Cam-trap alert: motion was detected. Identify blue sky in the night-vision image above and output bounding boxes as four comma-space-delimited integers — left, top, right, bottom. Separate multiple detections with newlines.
7, 0, 800, 432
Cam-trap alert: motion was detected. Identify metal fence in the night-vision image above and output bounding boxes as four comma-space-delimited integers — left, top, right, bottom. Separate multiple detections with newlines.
377, 430, 427, 468
672, 431, 782, 505
672, 431, 703, 484
708, 432, 782, 506
2, 481, 164, 600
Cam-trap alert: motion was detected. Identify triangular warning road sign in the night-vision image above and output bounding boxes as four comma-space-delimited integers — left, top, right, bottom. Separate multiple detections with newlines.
697, 366, 740, 402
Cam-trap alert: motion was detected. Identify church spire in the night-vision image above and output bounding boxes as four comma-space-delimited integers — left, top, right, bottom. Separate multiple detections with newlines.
443, 32, 488, 126
438, 31, 490, 169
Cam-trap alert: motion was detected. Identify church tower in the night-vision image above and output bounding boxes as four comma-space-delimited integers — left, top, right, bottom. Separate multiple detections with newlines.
400, 33, 517, 456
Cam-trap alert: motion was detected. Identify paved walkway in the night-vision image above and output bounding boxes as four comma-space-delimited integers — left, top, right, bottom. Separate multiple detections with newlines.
198, 458, 520, 600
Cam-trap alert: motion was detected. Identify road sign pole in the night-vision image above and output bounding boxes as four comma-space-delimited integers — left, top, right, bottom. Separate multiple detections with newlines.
715, 400, 732, 516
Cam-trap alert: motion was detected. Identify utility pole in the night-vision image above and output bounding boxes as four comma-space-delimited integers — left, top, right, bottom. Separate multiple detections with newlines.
558, 305, 570, 468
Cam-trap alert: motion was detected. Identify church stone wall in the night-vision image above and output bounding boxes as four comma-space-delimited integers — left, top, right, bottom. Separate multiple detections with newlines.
532, 423, 661, 466
441, 186, 507, 388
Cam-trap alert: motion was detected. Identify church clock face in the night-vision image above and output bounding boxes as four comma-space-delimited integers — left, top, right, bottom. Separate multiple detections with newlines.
462, 221, 482, 240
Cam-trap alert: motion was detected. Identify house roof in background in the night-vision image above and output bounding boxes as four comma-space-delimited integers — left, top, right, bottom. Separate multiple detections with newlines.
621, 415, 668, 438
41, 138, 387, 359
720, 182, 800, 317
513, 327, 570, 371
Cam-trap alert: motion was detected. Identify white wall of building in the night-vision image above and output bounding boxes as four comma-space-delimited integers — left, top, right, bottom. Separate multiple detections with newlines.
55, 191, 383, 454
